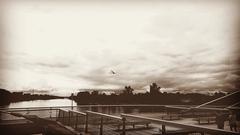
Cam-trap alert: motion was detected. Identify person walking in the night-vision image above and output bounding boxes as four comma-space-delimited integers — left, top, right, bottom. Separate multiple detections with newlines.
229, 111, 237, 132
216, 112, 225, 129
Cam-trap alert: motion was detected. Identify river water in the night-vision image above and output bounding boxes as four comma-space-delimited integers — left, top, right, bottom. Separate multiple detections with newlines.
2, 98, 167, 115
4, 98, 77, 108
1, 99, 166, 115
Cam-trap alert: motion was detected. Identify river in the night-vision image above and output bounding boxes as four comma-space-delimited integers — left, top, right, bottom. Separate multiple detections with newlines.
2, 99, 166, 115
4, 98, 77, 108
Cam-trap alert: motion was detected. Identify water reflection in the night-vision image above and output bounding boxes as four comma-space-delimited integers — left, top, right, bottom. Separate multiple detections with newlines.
4, 99, 166, 115
75, 106, 166, 115
7, 98, 77, 108
1, 99, 170, 120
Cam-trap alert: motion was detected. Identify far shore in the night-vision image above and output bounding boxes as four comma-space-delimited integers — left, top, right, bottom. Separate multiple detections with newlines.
0, 88, 64, 106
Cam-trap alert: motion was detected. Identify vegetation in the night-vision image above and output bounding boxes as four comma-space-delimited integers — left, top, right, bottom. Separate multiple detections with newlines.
73, 83, 228, 105
0, 88, 63, 106
0, 89, 12, 105
1, 82, 236, 106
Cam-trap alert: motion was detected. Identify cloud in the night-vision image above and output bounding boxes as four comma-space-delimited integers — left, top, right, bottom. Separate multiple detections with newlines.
74, 46, 240, 93
34, 62, 70, 68
1, 0, 240, 95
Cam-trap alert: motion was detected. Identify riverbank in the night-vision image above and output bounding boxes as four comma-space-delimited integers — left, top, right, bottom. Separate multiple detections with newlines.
0, 88, 64, 106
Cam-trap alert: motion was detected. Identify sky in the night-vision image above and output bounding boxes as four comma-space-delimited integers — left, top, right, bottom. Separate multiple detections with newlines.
0, 0, 240, 96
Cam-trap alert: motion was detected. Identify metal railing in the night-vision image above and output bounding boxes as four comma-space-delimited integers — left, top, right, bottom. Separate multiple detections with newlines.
57, 109, 86, 132
86, 110, 125, 135
0, 108, 59, 120
121, 113, 239, 135
1, 105, 239, 135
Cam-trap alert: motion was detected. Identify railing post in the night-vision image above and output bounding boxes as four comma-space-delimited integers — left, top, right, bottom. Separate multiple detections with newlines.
27, 108, 30, 114
68, 111, 71, 126
122, 117, 126, 135
85, 112, 88, 133
62, 110, 65, 124
57, 109, 59, 121
75, 114, 78, 129
49, 107, 52, 119
57, 109, 60, 121
100, 116, 103, 135
162, 124, 166, 134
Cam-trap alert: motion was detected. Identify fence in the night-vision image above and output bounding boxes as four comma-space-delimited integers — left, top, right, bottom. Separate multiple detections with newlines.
86, 110, 125, 135
57, 109, 86, 132
0, 107, 59, 120
121, 113, 239, 135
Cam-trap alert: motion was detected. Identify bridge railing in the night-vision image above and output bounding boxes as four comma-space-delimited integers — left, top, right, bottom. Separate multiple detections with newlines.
0, 108, 59, 120
86, 110, 125, 135
1, 106, 239, 135
121, 113, 239, 135
57, 109, 70, 124
57, 109, 86, 132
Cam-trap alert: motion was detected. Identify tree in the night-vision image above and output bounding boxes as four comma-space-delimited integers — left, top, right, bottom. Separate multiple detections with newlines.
91, 90, 99, 96
150, 83, 161, 94
123, 86, 134, 95
0, 88, 11, 105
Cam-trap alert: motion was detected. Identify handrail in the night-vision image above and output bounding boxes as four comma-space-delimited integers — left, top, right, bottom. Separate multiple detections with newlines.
2, 108, 59, 112
68, 110, 86, 116
121, 113, 239, 135
1, 104, 231, 111
85, 111, 126, 135
191, 107, 228, 111
227, 101, 240, 108
165, 105, 190, 110
0, 104, 166, 110
0, 106, 78, 110
86, 111, 122, 120
59, 108, 69, 112
228, 106, 240, 110
195, 91, 240, 108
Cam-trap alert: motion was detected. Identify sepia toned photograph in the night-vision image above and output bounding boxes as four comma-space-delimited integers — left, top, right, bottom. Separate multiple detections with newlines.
0, 0, 240, 135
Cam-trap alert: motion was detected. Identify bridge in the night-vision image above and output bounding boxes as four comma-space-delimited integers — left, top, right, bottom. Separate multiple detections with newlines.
0, 105, 239, 135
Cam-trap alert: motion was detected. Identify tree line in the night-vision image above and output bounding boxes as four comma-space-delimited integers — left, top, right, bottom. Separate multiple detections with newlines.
73, 83, 228, 105
0, 88, 62, 105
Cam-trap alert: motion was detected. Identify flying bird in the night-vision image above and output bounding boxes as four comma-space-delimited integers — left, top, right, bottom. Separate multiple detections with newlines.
110, 70, 116, 75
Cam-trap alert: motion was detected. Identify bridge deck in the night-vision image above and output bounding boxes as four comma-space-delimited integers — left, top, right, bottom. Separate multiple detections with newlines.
80, 124, 199, 135
1, 105, 239, 135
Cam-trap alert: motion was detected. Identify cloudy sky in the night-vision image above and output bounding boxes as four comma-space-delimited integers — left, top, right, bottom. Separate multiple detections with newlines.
1, 0, 240, 96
